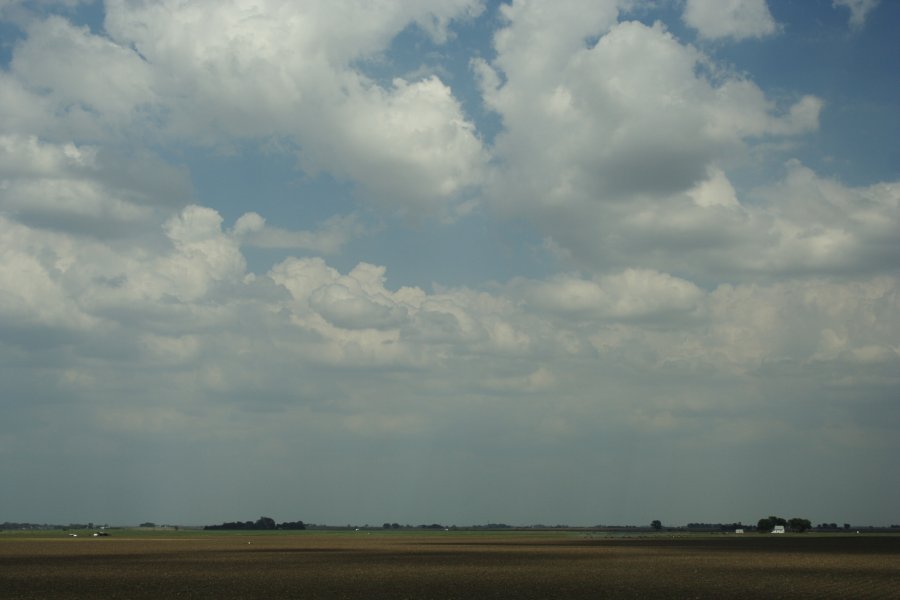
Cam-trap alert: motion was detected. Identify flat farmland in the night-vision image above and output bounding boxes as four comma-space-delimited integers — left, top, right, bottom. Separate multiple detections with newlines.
1, 531, 898, 599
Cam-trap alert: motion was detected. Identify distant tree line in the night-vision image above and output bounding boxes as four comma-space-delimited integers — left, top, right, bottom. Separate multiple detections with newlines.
6, 518, 899, 533
1, 522, 109, 531
203, 516, 306, 531
685, 522, 747, 532
1, 522, 70, 531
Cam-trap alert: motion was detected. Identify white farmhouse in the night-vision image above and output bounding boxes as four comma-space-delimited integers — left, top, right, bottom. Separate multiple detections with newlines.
772, 525, 786, 534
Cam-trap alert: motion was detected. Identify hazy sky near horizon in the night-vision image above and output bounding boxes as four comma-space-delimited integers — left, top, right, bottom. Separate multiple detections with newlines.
1, 0, 897, 527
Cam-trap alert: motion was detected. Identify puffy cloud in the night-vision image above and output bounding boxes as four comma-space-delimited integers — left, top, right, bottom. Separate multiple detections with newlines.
0, 134, 191, 236
707, 83, 822, 139
98, 0, 487, 215
300, 75, 487, 216
307, 263, 410, 331
474, 5, 895, 286
742, 161, 900, 277
1, 1, 488, 215
491, 0, 620, 82
8, 15, 157, 140
6, 192, 892, 368
1, 1, 888, 380
0, 134, 94, 178
703, 277, 899, 373
833, 0, 881, 29
157, 206, 247, 298
268, 257, 505, 364
559, 161, 899, 283
4, 198, 895, 407
481, 16, 820, 207
689, 167, 739, 208
104, 0, 482, 69
683, 0, 778, 40
0, 71, 52, 137
10, 204, 247, 339
0, 216, 97, 334
310, 283, 408, 331
519, 270, 703, 321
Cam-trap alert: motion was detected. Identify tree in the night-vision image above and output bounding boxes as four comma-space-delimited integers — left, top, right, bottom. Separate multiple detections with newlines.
788, 518, 811, 533
254, 516, 276, 530
651, 520, 662, 531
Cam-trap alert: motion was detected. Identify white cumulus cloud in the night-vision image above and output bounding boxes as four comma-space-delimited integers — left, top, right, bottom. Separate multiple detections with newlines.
683, 0, 779, 40
478, 9, 830, 280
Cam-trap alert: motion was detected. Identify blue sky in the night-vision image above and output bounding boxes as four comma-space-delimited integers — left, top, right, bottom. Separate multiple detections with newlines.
1, 0, 898, 527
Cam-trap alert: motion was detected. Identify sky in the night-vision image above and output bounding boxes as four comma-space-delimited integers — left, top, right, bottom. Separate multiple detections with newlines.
0, 0, 897, 528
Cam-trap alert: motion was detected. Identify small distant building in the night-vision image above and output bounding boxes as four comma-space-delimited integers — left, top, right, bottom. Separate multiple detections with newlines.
772, 525, 785, 534
734, 529, 744, 534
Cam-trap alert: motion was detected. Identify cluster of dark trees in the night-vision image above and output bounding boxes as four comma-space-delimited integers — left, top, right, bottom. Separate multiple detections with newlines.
816, 522, 852, 530
757, 515, 811, 532
203, 516, 306, 531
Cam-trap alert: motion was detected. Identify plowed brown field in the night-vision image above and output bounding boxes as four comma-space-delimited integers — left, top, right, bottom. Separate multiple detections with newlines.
2, 532, 898, 599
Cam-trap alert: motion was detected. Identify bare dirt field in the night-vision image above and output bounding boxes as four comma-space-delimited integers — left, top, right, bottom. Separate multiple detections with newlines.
1, 531, 898, 599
